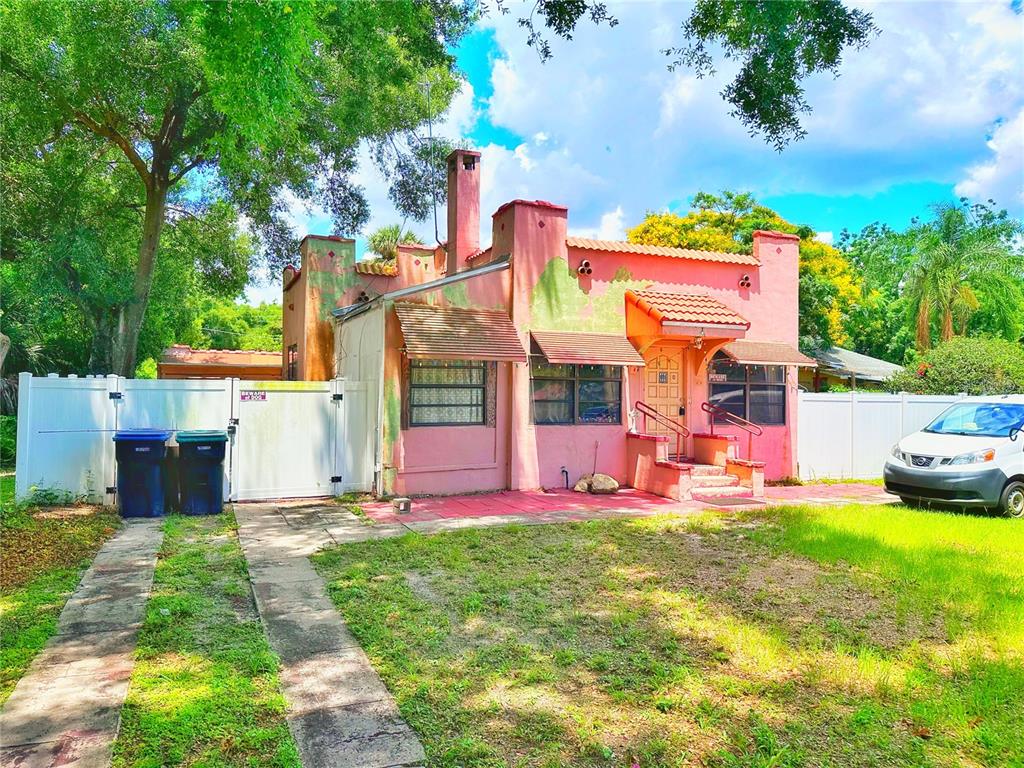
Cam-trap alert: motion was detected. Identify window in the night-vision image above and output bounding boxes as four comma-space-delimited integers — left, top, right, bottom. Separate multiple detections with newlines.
708, 354, 786, 424
531, 357, 622, 425
286, 344, 298, 381
409, 359, 486, 426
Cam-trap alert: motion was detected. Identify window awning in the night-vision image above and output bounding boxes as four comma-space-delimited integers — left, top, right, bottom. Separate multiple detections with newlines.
394, 302, 528, 362
531, 330, 645, 367
722, 340, 817, 367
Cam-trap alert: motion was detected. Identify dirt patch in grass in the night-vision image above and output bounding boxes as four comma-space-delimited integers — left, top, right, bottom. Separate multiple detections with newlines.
1, 506, 119, 592
314, 507, 1024, 768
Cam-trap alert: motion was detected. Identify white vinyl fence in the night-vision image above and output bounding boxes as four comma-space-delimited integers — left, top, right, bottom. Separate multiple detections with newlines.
797, 391, 964, 481
14, 373, 375, 504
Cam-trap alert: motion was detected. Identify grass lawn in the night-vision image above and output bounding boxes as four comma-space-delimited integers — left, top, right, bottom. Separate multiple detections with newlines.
313, 503, 1024, 768
112, 512, 299, 767
0, 482, 119, 704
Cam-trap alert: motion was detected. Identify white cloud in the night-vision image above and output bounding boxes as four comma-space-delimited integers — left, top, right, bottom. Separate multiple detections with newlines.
814, 231, 835, 246
955, 108, 1024, 208
274, 0, 1024, 287
571, 206, 626, 241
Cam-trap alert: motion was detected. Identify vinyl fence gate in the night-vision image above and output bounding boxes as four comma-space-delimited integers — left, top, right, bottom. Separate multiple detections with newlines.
14, 374, 375, 504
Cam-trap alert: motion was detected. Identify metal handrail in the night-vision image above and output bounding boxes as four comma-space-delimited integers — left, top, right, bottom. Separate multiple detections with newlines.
635, 401, 690, 461
701, 401, 763, 461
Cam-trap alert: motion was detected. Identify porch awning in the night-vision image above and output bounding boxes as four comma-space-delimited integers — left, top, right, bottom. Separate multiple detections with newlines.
626, 290, 750, 330
531, 330, 645, 367
722, 340, 816, 367
394, 302, 528, 362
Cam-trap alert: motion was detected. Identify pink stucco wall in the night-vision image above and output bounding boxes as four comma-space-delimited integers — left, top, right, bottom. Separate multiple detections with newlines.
334, 151, 804, 494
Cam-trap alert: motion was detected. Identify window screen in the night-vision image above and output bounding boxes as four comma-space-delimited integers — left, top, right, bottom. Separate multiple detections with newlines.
409, 360, 486, 426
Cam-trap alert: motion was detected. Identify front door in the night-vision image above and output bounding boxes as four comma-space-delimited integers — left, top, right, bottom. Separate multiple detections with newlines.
643, 346, 686, 437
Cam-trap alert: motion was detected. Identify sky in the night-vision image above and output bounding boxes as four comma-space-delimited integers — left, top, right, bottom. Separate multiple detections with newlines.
246, 0, 1024, 304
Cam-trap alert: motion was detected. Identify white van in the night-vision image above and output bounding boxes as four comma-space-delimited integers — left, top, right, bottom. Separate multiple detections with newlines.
884, 395, 1024, 517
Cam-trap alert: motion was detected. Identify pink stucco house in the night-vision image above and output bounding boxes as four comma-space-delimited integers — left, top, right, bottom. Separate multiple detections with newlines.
282, 149, 815, 501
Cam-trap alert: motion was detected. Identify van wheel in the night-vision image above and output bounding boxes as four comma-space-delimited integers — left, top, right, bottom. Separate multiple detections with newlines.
899, 496, 917, 507
1001, 481, 1024, 518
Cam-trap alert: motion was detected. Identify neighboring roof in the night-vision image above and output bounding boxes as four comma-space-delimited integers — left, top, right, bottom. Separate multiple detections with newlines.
532, 331, 645, 367
465, 247, 493, 263
567, 237, 760, 266
355, 259, 398, 276
722, 340, 816, 367
394, 302, 528, 362
159, 345, 281, 366
627, 290, 750, 328
814, 346, 903, 382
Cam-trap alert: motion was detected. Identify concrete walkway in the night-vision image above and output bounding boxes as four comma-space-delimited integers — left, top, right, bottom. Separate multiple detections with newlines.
234, 503, 423, 768
0, 520, 164, 768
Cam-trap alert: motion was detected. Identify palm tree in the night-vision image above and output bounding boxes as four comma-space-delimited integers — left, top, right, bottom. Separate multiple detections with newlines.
367, 224, 417, 262
903, 203, 1024, 350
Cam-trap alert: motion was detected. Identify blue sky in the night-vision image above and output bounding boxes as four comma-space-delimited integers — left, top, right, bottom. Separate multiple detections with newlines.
255, 1, 1023, 302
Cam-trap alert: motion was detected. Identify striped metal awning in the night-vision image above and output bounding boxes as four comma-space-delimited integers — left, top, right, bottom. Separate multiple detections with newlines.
722, 340, 816, 367
531, 330, 645, 366
394, 302, 528, 362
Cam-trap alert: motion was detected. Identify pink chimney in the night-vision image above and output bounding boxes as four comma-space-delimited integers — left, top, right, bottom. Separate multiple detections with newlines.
446, 148, 481, 274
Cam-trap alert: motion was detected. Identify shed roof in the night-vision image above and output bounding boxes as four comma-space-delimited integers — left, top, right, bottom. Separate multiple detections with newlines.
531, 331, 644, 367
814, 346, 902, 381
394, 302, 528, 362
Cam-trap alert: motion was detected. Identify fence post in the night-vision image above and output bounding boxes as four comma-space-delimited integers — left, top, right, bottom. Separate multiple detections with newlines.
849, 390, 857, 479
14, 372, 33, 501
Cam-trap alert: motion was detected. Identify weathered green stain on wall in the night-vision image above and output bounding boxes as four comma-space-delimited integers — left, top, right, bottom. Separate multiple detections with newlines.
529, 258, 650, 332
306, 240, 359, 320
441, 280, 471, 308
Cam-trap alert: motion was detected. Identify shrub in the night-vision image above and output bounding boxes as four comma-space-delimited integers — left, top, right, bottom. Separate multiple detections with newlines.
886, 337, 1024, 395
0, 414, 15, 469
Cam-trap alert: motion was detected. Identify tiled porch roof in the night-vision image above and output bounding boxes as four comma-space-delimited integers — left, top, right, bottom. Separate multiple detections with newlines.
532, 330, 645, 366
354, 259, 399, 276
394, 302, 528, 362
627, 290, 750, 328
567, 238, 760, 266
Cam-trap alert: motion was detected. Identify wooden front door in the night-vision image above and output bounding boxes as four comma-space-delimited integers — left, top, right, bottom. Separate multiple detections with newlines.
642, 346, 685, 436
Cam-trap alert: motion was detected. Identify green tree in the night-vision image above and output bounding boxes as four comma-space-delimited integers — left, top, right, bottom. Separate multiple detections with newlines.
1, 130, 252, 374
2, 0, 467, 375
514, 0, 876, 149
367, 224, 419, 262
191, 301, 283, 352
903, 202, 1024, 351
886, 337, 1024, 396
627, 192, 862, 349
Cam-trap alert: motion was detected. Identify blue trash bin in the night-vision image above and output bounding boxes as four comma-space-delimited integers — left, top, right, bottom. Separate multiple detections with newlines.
113, 429, 172, 517
176, 430, 228, 515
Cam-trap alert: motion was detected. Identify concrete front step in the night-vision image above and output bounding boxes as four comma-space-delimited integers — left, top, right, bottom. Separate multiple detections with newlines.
689, 474, 740, 488
681, 463, 727, 477
690, 485, 754, 500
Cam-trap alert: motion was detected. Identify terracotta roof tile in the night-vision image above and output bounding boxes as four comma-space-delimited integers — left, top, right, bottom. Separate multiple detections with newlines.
355, 260, 399, 276
566, 237, 759, 266
394, 302, 527, 362
627, 290, 750, 328
723, 340, 816, 367
465, 247, 493, 262
531, 331, 645, 366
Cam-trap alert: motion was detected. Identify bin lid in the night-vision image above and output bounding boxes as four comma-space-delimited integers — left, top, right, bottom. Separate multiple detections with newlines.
176, 429, 229, 444
113, 429, 172, 442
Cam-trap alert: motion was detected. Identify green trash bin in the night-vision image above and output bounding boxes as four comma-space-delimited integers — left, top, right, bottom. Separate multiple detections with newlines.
176, 430, 228, 515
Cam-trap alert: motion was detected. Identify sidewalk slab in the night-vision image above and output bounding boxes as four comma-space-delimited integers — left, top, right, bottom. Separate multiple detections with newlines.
0, 520, 163, 768
235, 503, 426, 768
